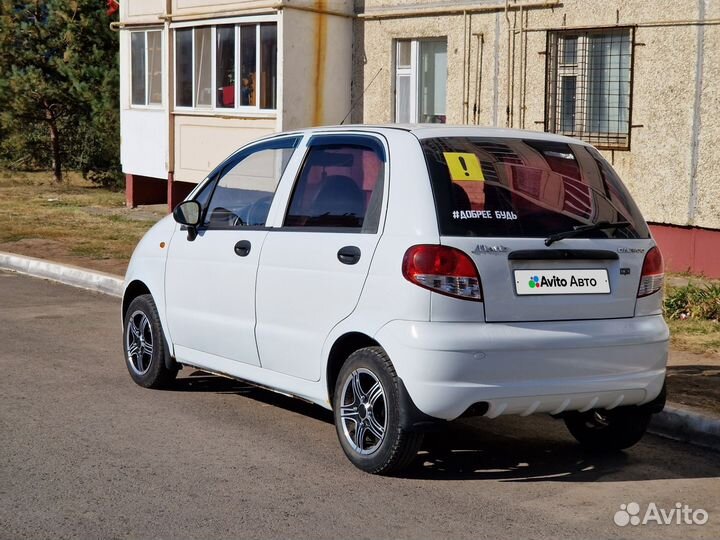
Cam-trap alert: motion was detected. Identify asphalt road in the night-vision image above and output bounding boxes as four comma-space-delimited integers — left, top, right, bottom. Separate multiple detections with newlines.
1, 270, 718, 540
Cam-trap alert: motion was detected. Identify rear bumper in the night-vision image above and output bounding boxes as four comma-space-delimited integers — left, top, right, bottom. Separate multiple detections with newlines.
374, 315, 669, 421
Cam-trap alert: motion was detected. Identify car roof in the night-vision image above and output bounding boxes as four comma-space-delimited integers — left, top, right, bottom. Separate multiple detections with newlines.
283, 124, 591, 147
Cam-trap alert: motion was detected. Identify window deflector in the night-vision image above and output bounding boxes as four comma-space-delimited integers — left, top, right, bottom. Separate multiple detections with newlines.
196, 136, 302, 230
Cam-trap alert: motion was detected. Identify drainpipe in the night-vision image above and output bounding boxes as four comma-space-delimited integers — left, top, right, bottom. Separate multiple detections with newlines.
505, 0, 511, 127
462, 10, 467, 124
473, 32, 484, 124
519, 7, 527, 128
165, 0, 176, 212
688, 0, 706, 225
514, 4, 523, 128
509, 5, 519, 127
465, 13, 473, 124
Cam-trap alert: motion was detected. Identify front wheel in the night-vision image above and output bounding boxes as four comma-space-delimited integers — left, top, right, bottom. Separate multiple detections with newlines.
333, 347, 423, 475
123, 294, 178, 389
564, 406, 652, 452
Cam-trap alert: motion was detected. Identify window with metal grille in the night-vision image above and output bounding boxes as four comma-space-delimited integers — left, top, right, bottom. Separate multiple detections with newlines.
545, 28, 633, 150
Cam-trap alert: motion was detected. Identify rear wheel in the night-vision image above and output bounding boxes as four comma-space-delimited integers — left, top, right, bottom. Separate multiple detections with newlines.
564, 407, 652, 451
123, 294, 177, 389
333, 347, 423, 475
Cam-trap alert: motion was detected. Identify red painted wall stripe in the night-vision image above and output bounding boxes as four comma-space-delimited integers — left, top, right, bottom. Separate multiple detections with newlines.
650, 223, 720, 278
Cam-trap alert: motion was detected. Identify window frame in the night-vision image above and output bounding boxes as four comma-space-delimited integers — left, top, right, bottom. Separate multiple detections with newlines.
196, 135, 302, 231
280, 133, 388, 234
544, 27, 635, 150
393, 37, 448, 124
172, 16, 278, 115
130, 29, 163, 109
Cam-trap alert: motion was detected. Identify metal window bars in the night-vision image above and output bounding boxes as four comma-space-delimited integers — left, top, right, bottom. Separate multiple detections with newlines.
546, 28, 634, 150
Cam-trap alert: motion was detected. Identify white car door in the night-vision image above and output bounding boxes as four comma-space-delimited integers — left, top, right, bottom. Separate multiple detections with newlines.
255, 133, 388, 381
165, 136, 302, 367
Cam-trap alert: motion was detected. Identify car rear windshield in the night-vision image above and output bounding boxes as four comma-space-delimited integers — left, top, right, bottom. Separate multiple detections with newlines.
421, 137, 650, 239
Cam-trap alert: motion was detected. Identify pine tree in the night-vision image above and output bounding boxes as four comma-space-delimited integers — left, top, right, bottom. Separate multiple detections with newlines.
0, 0, 118, 183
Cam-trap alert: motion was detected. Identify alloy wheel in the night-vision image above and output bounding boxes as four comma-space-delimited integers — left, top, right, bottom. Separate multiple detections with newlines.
339, 368, 387, 455
125, 310, 154, 376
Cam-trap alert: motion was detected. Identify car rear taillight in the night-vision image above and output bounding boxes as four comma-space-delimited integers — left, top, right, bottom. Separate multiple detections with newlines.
637, 246, 664, 297
402, 245, 482, 301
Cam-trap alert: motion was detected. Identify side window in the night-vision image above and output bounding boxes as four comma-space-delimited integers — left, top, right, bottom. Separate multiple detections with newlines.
204, 139, 298, 228
284, 140, 385, 232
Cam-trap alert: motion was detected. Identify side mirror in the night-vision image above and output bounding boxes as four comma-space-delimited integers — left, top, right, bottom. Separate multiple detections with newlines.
173, 200, 201, 241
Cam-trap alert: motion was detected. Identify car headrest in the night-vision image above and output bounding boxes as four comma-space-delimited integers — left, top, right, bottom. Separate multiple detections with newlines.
310, 175, 365, 219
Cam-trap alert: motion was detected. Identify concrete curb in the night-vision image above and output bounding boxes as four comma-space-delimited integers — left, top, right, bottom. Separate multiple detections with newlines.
1, 250, 719, 451
650, 405, 720, 451
0, 251, 123, 297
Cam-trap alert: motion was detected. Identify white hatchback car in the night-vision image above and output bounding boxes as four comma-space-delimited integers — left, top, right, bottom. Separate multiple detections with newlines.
122, 125, 668, 474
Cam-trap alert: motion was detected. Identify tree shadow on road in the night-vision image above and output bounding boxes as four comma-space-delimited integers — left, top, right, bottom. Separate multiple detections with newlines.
404, 417, 720, 482
166, 371, 720, 483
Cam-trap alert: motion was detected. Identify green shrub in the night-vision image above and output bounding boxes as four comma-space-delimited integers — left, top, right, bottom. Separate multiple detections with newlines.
664, 283, 720, 321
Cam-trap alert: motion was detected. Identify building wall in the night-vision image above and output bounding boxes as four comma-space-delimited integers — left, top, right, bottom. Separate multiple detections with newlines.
355, 0, 719, 231
170, 0, 353, 18
174, 116, 276, 181
281, 7, 353, 129
172, 0, 274, 16
693, 0, 720, 228
122, 0, 165, 22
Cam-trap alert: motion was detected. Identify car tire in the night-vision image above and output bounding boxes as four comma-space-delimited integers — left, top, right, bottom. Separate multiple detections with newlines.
123, 294, 178, 389
564, 406, 652, 452
333, 346, 423, 475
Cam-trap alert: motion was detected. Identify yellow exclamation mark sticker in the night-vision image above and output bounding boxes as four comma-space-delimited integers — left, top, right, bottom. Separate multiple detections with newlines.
443, 152, 485, 182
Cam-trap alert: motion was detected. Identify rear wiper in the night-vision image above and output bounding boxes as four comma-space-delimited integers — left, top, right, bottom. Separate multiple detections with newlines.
544, 221, 630, 247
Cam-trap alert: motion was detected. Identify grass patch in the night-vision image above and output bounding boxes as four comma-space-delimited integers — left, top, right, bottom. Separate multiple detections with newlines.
664, 282, 720, 321
0, 171, 163, 272
667, 319, 720, 355
665, 282, 720, 355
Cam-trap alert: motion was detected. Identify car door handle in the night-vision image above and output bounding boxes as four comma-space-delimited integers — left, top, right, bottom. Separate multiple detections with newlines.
337, 246, 361, 265
234, 240, 252, 257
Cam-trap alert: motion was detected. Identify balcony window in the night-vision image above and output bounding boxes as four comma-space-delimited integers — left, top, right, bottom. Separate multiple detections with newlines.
175, 21, 278, 112
130, 30, 162, 107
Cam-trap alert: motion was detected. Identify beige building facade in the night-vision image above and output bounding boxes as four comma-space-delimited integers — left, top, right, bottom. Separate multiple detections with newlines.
118, 0, 720, 275
353, 0, 720, 275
